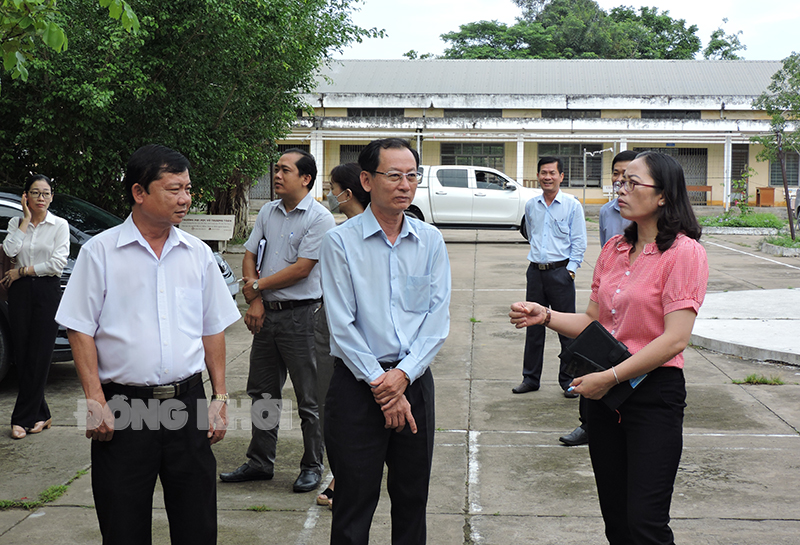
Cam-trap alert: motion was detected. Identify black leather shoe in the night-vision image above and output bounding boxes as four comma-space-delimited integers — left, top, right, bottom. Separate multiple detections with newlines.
559, 426, 589, 446
563, 388, 579, 399
512, 382, 539, 394
293, 470, 322, 493
219, 463, 273, 483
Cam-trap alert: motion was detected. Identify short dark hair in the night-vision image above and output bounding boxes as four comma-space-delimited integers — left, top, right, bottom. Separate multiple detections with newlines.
537, 156, 563, 174
123, 144, 190, 206
622, 152, 701, 252
358, 138, 419, 174
612, 150, 637, 169
331, 162, 370, 208
24, 174, 53, 192
282, 148, 317, 190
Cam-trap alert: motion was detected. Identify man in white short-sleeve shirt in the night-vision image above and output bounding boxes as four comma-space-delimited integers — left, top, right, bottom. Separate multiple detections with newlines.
56, 144, 240, 545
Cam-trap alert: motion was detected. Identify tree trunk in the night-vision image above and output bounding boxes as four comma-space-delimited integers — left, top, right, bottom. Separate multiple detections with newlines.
208, 169, 251, 240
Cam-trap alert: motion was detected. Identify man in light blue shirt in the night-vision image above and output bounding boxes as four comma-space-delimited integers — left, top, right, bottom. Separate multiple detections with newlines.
559, 150, 636, 448
320, 138, 450, 544
598, 150, 636, 248
514, 156, 587, 397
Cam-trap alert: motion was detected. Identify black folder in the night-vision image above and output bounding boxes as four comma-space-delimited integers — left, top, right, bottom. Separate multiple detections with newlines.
558, 320, 646, 410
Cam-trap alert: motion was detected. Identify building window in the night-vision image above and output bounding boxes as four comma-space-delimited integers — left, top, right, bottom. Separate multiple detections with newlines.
347, 108, 404, 118
541, 110, 601, 119
340, 144, 366, 164
443, 109, 502, 118
641, 110, 701, 120
538, 143, 602, 187
770, 153, 800, 187
441, 143, 505, 170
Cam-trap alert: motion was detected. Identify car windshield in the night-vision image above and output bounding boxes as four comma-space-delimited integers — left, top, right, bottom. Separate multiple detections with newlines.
49, 194, 122, 234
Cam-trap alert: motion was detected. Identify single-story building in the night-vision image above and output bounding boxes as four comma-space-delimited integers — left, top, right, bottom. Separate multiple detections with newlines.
261, 59, 797, 209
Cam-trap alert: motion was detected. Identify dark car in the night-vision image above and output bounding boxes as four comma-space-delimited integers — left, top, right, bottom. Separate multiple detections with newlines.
0, 188, 238, 382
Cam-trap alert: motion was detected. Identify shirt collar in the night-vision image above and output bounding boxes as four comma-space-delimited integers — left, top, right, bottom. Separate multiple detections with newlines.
612, 198, 621, 212
361, 205, 420, 243
535, 189, 563, 206
41, 211, 57, 225
614, 237, 658, 255
278, 191, 314, 214
117, 214, 194, 252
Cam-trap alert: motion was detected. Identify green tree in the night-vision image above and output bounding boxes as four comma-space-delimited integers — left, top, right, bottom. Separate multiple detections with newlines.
703, 18, 746, 60
751, 52, 800, 239
1, 0, 138, 85
441, 1, 702, 60
0, 0, 378, 236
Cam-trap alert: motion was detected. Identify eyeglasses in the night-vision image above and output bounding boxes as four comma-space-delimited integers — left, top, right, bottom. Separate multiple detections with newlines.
613, 180, 657, 193
373, 170, 422, 184
28, 190, 52, 199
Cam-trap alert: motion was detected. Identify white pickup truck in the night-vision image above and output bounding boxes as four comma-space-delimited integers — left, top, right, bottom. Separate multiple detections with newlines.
406, 165, 542, 239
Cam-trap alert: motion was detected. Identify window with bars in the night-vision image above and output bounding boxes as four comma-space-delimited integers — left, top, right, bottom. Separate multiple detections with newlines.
641, 110, 701, 120
443, 109, 502, 118
340, 145, 367, 164
770, 152, 799, 187
347, 108, 404, 118
538, 143, 602, 187
440, 143, 505, 170
541, 110, 601, 119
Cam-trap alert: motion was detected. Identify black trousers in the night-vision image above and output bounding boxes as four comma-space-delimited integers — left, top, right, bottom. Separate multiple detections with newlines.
9, 276, 60, 428
92, 381, 217, 545
325, 360, 435, 545
522, 263, 576, 390
587, 367, 686, 545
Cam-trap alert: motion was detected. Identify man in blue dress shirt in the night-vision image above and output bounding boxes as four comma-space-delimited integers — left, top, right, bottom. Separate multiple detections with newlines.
513, 156, 587, 397
320, 138, 451, 544
598, 150, 636, 248
559, 150, 636, 447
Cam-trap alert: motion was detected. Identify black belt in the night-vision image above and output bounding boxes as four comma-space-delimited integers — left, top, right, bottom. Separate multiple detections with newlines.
333, 358, 401, 371
263, 298, 321, 311
103, 373, 202, 400
531, 259, 569, 271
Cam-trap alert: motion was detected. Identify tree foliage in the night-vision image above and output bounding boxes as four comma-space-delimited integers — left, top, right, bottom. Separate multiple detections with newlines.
751, 52, 800, 238
703, 18, 746, 60
1, 0, 138, 85
441, 0, 703, 60
0, 0, 377, 236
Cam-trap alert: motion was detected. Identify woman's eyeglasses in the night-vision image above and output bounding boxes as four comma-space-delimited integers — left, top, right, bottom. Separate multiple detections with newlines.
613, 180, 657, 193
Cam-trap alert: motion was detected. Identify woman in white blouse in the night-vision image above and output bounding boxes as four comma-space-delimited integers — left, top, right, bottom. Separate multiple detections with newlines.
2, 175, 69, 439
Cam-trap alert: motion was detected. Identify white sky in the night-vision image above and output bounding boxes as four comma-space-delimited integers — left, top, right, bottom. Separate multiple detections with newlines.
338, 0, 800, 61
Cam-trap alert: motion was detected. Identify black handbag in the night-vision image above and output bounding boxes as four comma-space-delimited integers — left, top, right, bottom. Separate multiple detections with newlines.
558, 320, 646, 410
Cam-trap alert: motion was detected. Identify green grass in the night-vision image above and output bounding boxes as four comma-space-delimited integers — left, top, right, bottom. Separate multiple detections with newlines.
469, 317, 481, 323
699, 212, 784, 229
246, 505, 273, 512
0, 469, 88, 511
763, 234, 800, 248
732, 374, 785, 385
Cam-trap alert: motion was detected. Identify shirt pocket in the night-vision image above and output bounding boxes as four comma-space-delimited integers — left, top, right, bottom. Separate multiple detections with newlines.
552, 219, 571, 243
284, 235, 301, 264
403, 275, 431, 313
176, 287, 203, 338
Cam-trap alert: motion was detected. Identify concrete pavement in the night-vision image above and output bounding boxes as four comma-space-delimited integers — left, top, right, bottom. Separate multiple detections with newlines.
0, 223, 798, 544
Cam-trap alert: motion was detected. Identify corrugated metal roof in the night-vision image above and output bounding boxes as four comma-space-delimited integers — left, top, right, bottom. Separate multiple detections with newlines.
313, 59, 782, 97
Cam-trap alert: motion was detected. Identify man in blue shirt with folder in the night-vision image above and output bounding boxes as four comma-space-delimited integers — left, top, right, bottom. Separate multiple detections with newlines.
320, 138, 451, 544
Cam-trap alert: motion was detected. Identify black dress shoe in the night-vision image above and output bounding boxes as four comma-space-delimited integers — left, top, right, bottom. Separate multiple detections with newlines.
559, 426, 589, 446
219, 463, 274, 482
293, 470, 322, 493
563, 388, 579, 399
512, 382, 539, 394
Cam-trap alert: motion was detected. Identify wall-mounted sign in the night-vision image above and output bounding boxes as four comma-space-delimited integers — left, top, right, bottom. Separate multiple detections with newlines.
179, 215, 235, 241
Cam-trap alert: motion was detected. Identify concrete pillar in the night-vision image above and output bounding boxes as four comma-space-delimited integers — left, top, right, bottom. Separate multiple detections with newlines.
723, 135, 732, 211
310, 131, 324, 200
516, 135, 525, 184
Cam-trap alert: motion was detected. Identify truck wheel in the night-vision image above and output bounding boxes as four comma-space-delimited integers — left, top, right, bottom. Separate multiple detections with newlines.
404, 208, 423, 221
520, 222, 528, 241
